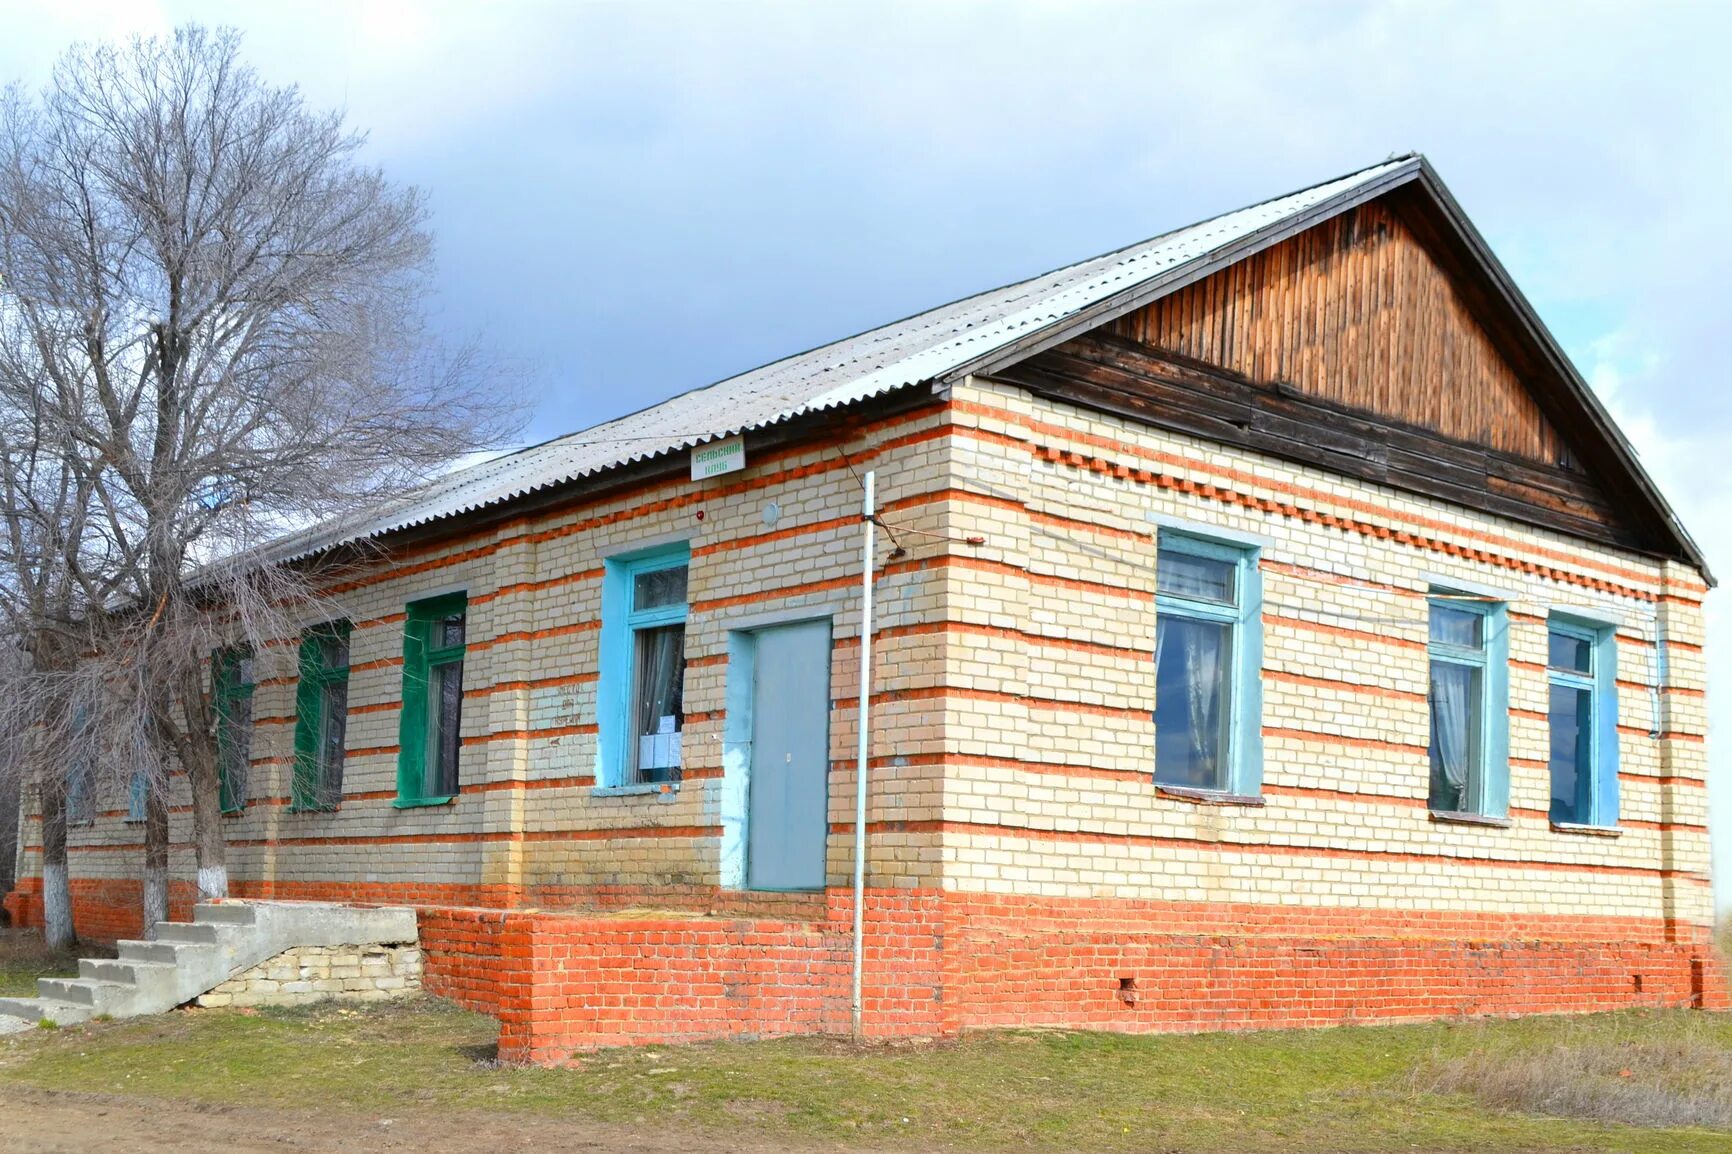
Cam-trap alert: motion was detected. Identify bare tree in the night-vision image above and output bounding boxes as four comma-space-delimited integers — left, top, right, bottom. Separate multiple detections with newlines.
0, 380, 105, 948
0, 25, 516, 931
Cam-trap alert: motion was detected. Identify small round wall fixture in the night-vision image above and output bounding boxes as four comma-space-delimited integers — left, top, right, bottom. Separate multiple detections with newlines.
763, 500, 781, 527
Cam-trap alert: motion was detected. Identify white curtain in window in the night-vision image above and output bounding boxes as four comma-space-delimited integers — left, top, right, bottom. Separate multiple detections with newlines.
1183, 623, 1225, 778
1156, 615, 1228, 787
632, 625, 686, 778
1430, 662, 1471, 803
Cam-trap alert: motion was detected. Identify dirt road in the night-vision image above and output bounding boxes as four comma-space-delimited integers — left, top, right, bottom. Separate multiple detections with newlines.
0, 1088, 842, 1154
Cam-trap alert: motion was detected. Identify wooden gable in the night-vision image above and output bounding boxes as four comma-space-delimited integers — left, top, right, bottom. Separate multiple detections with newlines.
992, 194, 1660, 555
1112, 201, 1565, 464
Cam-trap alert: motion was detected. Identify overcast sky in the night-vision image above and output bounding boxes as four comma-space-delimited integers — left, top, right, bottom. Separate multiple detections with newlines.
5, 0, 1729, 904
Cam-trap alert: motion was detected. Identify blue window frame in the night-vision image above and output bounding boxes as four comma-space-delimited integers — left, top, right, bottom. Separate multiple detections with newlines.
1426, 594, 1509, 818
598, 543, 691, 788
126, 771, 147, 823
1153, 532, 1263, 796
1547, 616, 1619, 827
65, 705, 94, 826
65, 756, 94, 827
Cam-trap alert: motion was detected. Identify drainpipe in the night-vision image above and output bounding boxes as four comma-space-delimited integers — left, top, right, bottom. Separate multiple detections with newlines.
852, 470, 876, 1040
1650, 599, 1668, 739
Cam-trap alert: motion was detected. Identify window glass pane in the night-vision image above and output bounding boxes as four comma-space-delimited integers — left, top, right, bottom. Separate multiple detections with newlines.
1429, 605, 1484, 649
1548, 682, 1593, 823
437, 613, 466, 650
1428, 660, 1482, 812
1154, 615, 1233, 790
321, 632, 350, 670
219, 688, 253, 810
1547, 630, 1592, 674
66, 759, 92, 825
629, 623, 686, 784
235, 654, 255, 685
633, 565, 689, 612
1158, 551, 1236, 605
425, 659, 463, 797
319, 677, 348, 806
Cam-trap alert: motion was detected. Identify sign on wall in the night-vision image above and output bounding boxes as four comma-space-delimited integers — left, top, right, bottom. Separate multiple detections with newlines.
691, 435, 746, 481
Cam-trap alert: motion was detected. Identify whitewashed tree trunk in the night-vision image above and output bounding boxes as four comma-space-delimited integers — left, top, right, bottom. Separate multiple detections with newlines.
39, 784, 73, 950
42, 862, 71, 950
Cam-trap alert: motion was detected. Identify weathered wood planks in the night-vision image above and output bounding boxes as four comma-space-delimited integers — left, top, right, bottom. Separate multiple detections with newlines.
1107, 200, 1566, 465
992, 334, 1657, 554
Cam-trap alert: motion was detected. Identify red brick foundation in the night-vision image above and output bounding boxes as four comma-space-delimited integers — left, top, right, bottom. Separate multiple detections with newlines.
946, 894, 1727, 1032
492, 890, 946, 1063
7, 878, 1723, 1065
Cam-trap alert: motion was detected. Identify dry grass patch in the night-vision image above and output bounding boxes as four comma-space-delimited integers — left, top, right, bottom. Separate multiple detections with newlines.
1422, 1012, 1732, 1131
0, 928, 110, 998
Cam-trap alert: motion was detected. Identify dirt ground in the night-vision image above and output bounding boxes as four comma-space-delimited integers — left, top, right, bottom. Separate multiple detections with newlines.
0, 1088, 840, 1154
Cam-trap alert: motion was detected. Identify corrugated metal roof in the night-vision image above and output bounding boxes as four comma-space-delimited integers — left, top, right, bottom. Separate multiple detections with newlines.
262, 156, 1419, 564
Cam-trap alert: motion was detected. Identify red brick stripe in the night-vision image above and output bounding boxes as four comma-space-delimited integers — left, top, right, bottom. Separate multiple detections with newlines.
950, 400, 1683, 597
837, 818, 1707, 882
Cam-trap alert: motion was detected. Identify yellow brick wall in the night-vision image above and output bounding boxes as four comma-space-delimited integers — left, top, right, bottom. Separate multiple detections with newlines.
932, 377, 1711, 930
15, 378, 1712, 938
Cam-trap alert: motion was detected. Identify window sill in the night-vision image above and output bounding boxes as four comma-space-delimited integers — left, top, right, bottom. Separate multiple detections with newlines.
1551, 821, 1622, 838
592, 783, 680, 798
392, 795, 456, 809
288, 805, 341, 815
1428, 810, 1512, 829
1156, 784, 1264, 807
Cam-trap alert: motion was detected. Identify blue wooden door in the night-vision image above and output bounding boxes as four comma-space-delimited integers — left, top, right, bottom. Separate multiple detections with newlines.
747, 619, 831, 890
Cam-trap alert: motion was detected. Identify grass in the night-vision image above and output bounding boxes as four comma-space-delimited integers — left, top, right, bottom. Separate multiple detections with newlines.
0, 929, 92, 998
5, 998, 1732, 1151
3, 927, 1730, 1150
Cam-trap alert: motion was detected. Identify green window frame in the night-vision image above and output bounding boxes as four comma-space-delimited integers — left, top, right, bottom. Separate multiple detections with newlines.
396, 593, 467, 807
1152, 532, 1264, 797
597, 544, 691, 789
1546, 616, 1619, 828
293, 620, 352, 812
1425, 594, 1509, 819
213, 647, 255, 814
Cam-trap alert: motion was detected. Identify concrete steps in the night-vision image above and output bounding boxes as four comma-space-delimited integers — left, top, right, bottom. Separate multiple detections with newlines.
0, 900, 417, 1034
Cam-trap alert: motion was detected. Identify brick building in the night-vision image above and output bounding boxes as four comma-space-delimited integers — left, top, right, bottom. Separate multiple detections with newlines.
5, 155, 1719, 1062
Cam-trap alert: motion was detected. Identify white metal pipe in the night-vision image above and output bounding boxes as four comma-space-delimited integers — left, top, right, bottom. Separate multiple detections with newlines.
851, 470, 876, 1039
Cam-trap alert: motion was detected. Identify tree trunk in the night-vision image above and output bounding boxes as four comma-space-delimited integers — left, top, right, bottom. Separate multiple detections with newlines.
186, 748, 226, 901
0, 766, 18, 917
39, 779, 73, 951
141, 777, 169, 938
175, 668, 228, 901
